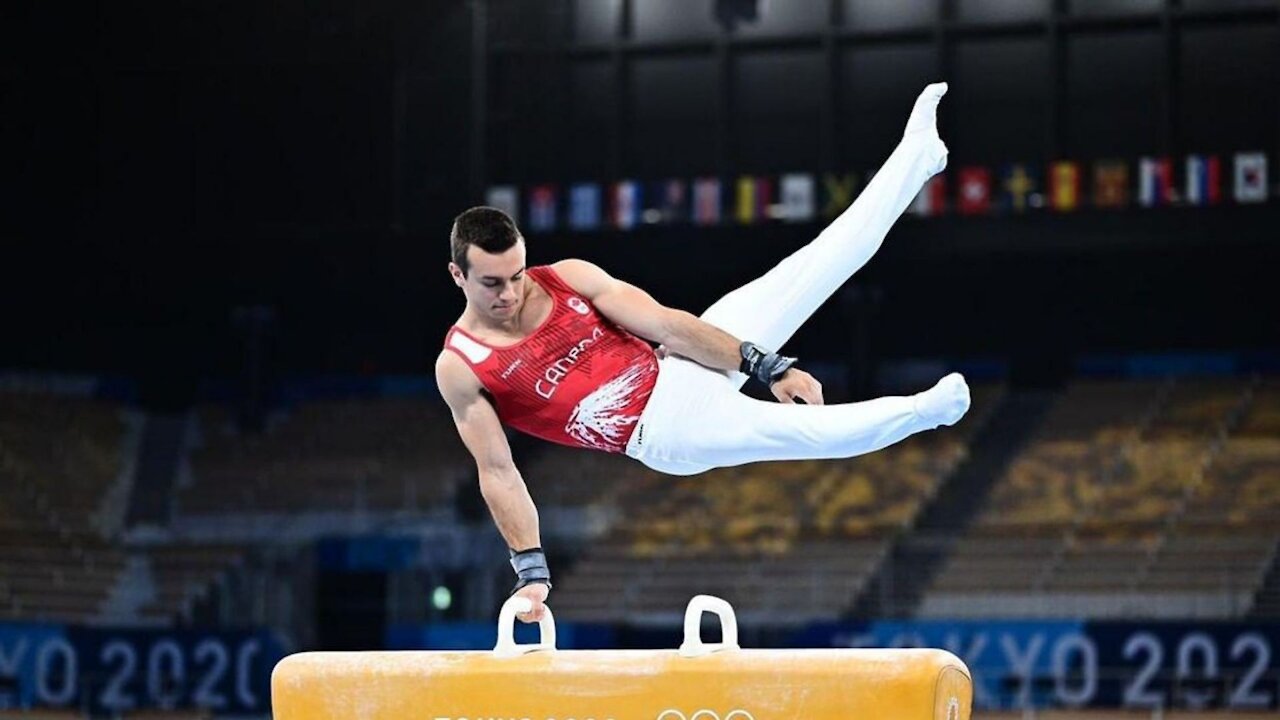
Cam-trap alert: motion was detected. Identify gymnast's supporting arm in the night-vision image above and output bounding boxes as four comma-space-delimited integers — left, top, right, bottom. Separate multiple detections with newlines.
436, 351, 550, 622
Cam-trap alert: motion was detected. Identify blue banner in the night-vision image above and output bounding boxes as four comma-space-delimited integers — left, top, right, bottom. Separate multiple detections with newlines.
0, 624, 285, 715
792, 620, 1280, 711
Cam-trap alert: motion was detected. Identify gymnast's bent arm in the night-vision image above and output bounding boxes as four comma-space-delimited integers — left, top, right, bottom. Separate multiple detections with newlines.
436, 351, 550, 620
553, 259, 824, 404
553, 259, 744, 370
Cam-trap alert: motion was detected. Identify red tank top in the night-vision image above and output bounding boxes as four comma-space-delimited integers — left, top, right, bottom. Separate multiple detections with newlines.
443, 266, 659, 453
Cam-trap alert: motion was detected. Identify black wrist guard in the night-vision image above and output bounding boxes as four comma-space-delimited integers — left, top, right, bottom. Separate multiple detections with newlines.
739, 342, 798, 385
509, 547, 552, 594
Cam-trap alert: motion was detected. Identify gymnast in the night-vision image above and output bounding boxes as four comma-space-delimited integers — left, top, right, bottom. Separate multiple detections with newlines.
436, 84, 968, 623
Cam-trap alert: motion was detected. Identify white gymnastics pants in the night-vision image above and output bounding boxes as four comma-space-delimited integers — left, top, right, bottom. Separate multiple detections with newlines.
625, 123, 949, 476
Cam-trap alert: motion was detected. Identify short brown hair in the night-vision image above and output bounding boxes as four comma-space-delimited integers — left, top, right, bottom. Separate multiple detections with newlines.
450, 207, 521, 275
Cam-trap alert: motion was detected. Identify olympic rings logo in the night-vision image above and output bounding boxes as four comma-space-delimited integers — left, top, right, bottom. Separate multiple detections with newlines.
657, 710, 755, 720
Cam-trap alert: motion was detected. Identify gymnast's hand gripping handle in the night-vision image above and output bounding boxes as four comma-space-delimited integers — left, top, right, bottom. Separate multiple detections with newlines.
678, 594, 741, 657
493, 596, 557, 657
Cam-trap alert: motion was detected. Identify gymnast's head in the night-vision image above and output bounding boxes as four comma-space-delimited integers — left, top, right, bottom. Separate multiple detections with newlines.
449, 206, 528, 320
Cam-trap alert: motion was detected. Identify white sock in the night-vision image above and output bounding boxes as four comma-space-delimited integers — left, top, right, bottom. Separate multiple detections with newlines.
902, 82, 949, 175
904, 82, 948, 138
913, 372, 971, 428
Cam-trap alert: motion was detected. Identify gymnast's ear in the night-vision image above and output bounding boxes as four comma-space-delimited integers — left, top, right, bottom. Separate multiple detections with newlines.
449, 262, 466, 286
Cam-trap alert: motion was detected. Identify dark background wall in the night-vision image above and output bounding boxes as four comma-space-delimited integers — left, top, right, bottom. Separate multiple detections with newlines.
2, 0, 1277, 402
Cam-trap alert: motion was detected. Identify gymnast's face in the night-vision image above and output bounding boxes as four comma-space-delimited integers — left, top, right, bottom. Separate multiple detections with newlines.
452, 239, 527, 322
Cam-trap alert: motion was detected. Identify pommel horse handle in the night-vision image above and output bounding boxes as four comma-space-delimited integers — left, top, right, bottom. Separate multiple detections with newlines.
678, 594, 741, 657
493, 596, 558, 658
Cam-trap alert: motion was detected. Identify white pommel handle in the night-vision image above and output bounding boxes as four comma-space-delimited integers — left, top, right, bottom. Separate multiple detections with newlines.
678, 594, 740, 657
493, 596, 557, 658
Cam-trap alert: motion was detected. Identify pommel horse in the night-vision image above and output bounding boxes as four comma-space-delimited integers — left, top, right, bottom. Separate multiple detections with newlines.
272, 595, 972, 720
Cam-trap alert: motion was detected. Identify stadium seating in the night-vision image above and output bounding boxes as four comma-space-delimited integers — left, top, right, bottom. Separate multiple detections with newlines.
922, 377, 1279, 619
553, 539, 889, 624
179, 398, 470, 515
0, 391, 130, 622
6, 374, 1271, 627
521, 446, 654, 508
137, 543, 248, 621
0, 391, 246, 626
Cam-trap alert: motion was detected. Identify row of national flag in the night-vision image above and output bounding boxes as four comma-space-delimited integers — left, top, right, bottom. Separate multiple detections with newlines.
485, 152, 1271, 233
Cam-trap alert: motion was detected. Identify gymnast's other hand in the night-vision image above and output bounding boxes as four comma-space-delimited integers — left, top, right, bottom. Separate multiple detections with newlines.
771, 368, 824, 405
514, 582, 550, 623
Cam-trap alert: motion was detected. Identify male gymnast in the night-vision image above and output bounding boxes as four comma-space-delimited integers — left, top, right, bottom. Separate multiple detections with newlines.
437, 83, 969, 622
